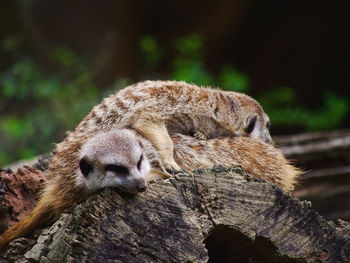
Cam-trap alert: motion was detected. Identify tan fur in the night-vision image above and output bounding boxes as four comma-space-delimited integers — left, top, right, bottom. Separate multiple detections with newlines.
76, 80, 272, 172
136, 131, 300, 192
169, 134, 300, 192
132, 111, 180, 172
0, 80, 272, 250
0, 129, 300, 250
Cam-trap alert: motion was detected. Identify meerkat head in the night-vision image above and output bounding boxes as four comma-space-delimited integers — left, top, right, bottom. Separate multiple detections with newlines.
77, 129, 151, 194
233, 94, 272, 144
242, 111, 272, 144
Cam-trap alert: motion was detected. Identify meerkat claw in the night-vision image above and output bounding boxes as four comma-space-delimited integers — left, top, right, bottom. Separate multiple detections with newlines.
163, 158, 181, 176
166, 167, 176, 176
193, 131, 208, 140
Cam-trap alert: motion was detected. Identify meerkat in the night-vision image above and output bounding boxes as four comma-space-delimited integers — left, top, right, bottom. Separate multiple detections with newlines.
0, 80, 272, 249
0, 130, 154, 251
77, 129, 152, 194
0, 129, 300, 250
170, 134, 300, 192
72, 80, 272, 173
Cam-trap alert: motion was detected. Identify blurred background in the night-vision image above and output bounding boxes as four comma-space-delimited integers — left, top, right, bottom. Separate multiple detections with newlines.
1, 0, 349, 165
0, 0, 350, 222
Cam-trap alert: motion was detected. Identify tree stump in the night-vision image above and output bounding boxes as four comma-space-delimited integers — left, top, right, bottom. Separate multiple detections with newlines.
1, 166, 350, 263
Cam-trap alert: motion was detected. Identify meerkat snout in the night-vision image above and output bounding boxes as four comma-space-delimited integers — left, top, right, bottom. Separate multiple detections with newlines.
77, 129, 151, 193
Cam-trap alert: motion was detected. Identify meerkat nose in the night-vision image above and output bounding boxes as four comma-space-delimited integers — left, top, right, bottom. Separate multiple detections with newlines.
135, 179, 147, 192
137, 185, 147, 192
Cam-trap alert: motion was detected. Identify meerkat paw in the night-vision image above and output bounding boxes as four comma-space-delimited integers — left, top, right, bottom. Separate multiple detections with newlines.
146, 168, 171, 181
193, 130, 208, 140
162, 157, 181, 176
165, 161, 181, 176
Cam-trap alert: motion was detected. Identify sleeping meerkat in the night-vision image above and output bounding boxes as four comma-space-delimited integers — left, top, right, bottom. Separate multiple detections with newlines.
72, 80, 272, 173
0, 129, 300, 250
0, 130, 153, 251
77, 129, 151, 194
170, 134, 300, 192
0, 80, 272, 249
78, 130, 300, 193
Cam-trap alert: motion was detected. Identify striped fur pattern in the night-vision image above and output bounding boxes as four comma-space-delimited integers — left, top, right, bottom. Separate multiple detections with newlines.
0, 81, 273, 250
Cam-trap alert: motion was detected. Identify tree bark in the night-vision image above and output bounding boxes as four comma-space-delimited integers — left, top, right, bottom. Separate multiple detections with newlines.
1, 166, 350, 263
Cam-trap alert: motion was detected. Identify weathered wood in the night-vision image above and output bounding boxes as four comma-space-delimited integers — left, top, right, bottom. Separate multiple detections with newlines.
1, 129, 350, 262
1, 167, 350, 263
276, 129, 350, 167
0, 167, 47, 234
276, 129, 350, 221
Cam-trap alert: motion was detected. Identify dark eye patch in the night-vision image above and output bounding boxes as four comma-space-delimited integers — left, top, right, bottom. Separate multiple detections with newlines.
106, 164, 128, 175
266, 121, 271, 129
79, 157, 93, 177
137, 154, 143, 171
245, 115, 257, 134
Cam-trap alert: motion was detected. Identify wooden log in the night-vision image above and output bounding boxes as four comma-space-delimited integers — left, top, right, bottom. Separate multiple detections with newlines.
276, 129, 350, 168
0, 167, 47, 234
276, 129, 350, 221
1, 167, 350, 263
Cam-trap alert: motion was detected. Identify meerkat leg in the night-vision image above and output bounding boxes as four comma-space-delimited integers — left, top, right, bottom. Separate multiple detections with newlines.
131, 112, 181, 174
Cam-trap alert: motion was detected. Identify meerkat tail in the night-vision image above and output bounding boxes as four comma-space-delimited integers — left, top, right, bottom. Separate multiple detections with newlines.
0, 197, 54, 250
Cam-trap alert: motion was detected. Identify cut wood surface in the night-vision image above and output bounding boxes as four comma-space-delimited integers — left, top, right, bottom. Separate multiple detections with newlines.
1, 166, 350, 263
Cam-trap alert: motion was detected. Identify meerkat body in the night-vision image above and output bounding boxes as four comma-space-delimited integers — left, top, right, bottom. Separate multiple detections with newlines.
170, 134, 299, 192
0, 80, 273, 249
78, 80, 271, 141
0, 129, 299, 250
71, 80, 272, 172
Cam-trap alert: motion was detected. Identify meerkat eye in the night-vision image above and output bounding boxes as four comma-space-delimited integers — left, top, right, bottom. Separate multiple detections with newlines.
79, 157, 93, 177
106, 164, 128, 175
245, 115, 257, 134
137, 154, 143, 171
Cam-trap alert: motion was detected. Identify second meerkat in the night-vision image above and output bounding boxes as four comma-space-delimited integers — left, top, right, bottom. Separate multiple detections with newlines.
74, 80, 272, 173
0, 129, 300, 250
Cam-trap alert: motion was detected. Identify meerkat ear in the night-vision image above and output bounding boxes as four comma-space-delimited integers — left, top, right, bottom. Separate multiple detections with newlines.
79, 157, 93, 177
245, 114, 257, 134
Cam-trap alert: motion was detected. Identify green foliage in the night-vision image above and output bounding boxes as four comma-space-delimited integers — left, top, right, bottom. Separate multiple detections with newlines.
173, 34, 213, 85
1, 35, 23, 52
171, 34, 249, 92
0, 48, 111, 166
218, 65, 250, 93
140, 33, 349, 132
54, 47, 78, 68
0, 32, 348, 166
259, 87, 349, 130
140, 35, 163, 68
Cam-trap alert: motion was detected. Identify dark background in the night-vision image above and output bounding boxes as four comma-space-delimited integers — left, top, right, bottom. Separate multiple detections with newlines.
0, 0, 349, 165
